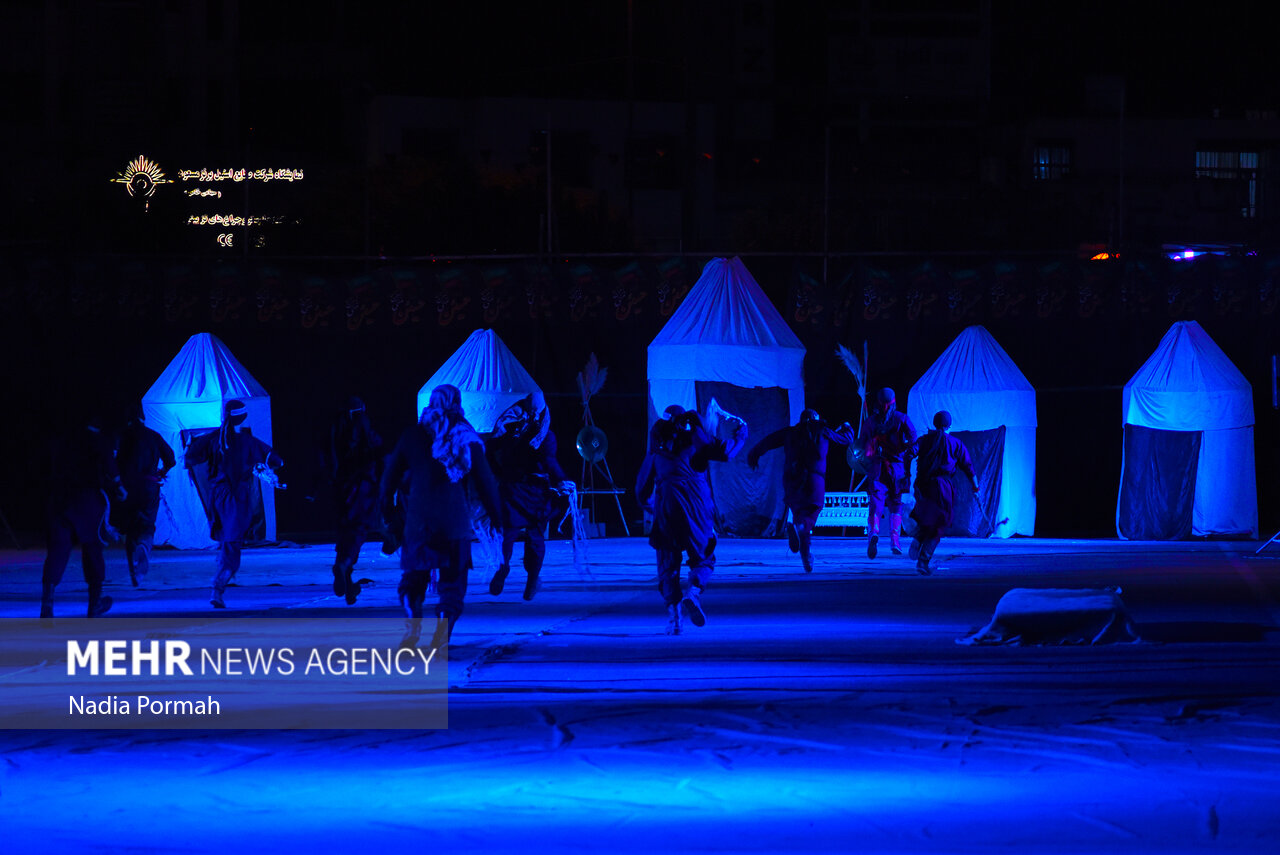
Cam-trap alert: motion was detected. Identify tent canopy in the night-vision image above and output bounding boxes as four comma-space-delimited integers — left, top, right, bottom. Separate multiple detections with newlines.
649, 256, 805, 389
647, 257, 806, 535
142, 333, 275, 548
907, 325, 1036, 432
1122, 320, 1253, 431
418, 328, 541, 434
908, 326, 1037, 538
1118, 320, 1257, 539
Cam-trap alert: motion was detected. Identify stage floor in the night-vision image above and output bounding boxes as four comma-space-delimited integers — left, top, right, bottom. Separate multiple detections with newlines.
2, 535, 1279, 854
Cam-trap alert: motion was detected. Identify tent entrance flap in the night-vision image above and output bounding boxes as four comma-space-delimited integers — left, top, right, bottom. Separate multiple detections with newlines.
694, 381, 789, 537
1117, 424, 1200, 540
950, 427, 1004, 538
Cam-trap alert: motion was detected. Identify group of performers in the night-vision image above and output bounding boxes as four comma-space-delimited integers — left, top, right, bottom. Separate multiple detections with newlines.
637, 385, 979, 634
38, 381, 978, 644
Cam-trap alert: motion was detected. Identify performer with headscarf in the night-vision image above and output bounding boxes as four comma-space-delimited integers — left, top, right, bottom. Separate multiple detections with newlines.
112, 402, 175, 586
41, 411, 127, 618
329, 396, 384, 604
747, 409, 855, 573
380, 384, 501, 651
649, 404, 685, 450
636, 407, 747, 635
909, 411, 978, 575
185, 399, 284, 608
485, 391, 571, 601
855, 387, 917, 560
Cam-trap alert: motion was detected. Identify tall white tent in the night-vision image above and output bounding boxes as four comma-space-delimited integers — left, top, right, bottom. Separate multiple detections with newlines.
907, 325, 1037, 538
647, 257, 806, 535
142, 333, 276, 548
1118, 320, 1258, 539
418, 328, 542, 434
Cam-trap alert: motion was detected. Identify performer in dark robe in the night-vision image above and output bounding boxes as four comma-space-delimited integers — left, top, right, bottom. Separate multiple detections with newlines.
41, 413, 126, 618
112, 403, 175, 586
636, 408, 747, 635
909, 411, 978, 575
485, 392, 571, 601
380, 384, 501, 651
747, 409, 855, 573
855, 387, 917, 560
184, 400, 284, 608
649, 404, 685, 449
329, 396, 384, 604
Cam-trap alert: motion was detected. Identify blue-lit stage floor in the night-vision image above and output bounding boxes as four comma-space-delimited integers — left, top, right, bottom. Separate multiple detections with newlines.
2, 536, 1278, 853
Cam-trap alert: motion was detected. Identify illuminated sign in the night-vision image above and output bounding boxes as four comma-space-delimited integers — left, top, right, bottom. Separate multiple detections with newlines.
110, 155, 304, 248
176, 168, 304, 183
110, 156, 173, 211
187, 214, 291, 227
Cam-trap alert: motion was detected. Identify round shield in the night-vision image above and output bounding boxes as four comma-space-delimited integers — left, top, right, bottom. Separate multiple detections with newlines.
576, 425, 609, 462
847, 445, 875, 477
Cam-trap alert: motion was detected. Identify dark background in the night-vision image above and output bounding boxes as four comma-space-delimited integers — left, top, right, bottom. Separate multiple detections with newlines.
1, 1, 1277, 540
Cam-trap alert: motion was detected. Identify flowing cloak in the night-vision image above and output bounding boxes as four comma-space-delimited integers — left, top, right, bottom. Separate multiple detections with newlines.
380, 424, 501, 571
636, 423, 746, 559
185, 429, 280, 543
748, 423, 854, 528
331, 417, 384, 530
112, 423, 174, 532
487, 430, 567, 532
911, 429, 977, 530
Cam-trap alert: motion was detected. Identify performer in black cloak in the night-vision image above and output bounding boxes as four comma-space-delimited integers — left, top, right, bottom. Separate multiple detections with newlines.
485, 391, 572, 601
380, 384, 501, 651
329, 396, 384, 604
747, 409, 855, 573
855, 387, 917, 559
41, 411, 127, 618
636, 407, 747, 635
113, 403, 175, 586
184, 399, 284, 608
909, 411, 978, 575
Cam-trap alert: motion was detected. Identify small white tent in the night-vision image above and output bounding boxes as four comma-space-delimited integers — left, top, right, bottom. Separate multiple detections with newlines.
1118, 320, 1258, 539
143, 333, 276, 548
418, 328, 542, 434
908, 326, 1037, 538
647, 257, 806, 535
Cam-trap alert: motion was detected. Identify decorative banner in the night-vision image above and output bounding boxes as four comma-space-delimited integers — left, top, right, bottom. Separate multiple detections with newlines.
5, 253, 1280, 342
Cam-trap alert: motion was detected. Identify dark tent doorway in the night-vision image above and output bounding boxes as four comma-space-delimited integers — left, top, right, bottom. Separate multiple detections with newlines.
695, 382, 791, 536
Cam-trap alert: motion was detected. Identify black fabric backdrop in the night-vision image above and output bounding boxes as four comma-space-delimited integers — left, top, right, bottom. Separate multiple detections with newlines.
948, 427, 1005, 538
1117, 425, 1201, 540
695, 382, 791, 537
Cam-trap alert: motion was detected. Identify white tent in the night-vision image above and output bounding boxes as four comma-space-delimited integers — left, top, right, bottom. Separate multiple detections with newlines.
647, 257, 806, 535
907, 326, 1037, 538
418, 328, 542, 434
1118, 320, 1258, 539
142, 333, 276, 548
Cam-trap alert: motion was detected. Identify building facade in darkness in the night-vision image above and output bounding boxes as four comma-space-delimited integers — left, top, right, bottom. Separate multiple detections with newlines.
2, 0, 1277, 257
